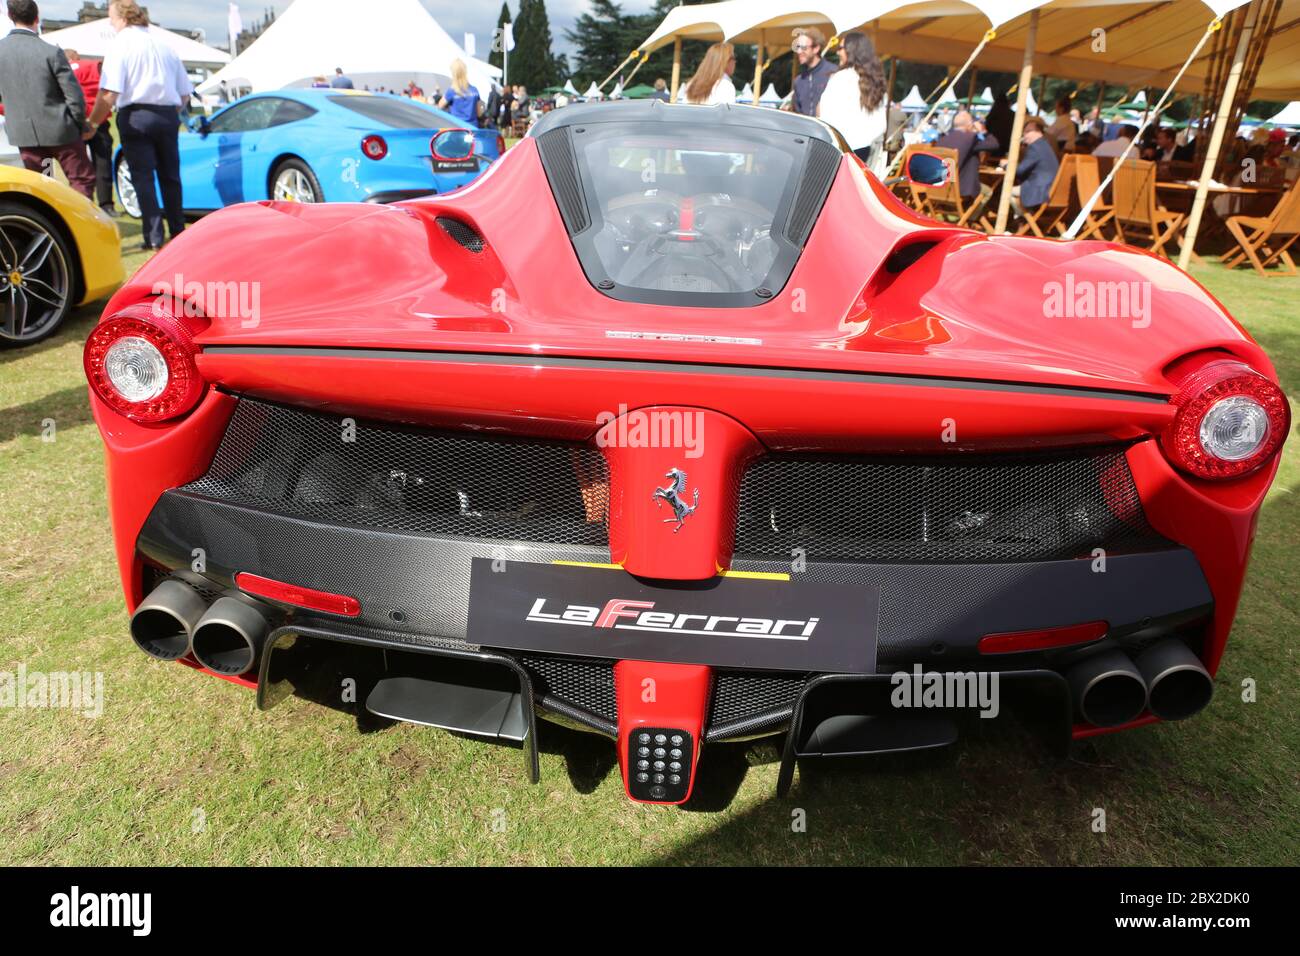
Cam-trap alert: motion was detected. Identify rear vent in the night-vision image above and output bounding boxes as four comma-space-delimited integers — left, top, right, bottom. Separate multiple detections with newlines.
785, 138, 840, 247
436, 216, 486, 253
536, 127, 591, 235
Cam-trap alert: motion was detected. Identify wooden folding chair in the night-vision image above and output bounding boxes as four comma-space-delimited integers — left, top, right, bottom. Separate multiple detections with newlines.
1220, 178, 1300, 277
1016, 154, 1076, 238
1071, 154, 1115, 240
899, 143, 940, 217
911, 146, 995, 231
1110, 159, 1185, 258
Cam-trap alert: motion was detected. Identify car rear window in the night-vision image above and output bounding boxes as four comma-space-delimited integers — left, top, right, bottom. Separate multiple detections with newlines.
553, 121, 831, 306
328, 95, 451, 129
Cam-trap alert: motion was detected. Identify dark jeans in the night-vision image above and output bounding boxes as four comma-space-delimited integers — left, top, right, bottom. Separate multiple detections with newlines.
88, 123, 115, 209
19, 142, 96, 200
118, 104, 185, 247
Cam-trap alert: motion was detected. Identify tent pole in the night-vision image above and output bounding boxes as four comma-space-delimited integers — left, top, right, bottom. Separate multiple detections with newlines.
670, 37, 682, 101
754, 30, 767, 106
967, 67, 978, 104
1178, 0, 1260, 271
887, 56, 898, 104
993, 10, 1039, 234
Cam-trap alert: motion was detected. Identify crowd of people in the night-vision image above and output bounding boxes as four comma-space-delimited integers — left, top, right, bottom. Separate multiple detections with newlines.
0, 0, 191, 250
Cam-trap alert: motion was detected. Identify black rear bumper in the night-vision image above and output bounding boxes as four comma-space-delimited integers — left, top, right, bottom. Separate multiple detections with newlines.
136, 488, 1214, 743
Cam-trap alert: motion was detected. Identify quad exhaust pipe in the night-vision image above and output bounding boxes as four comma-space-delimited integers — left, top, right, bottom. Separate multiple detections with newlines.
130, 579, 269, 676
1067, 638, 1214, 727
129, 578, 207, 661
1134, 639, 1215, 721
190, 597, 269, 676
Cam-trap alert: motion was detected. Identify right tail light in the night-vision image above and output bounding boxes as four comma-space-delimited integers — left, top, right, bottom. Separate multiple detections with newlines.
1162, 357, 1289, 480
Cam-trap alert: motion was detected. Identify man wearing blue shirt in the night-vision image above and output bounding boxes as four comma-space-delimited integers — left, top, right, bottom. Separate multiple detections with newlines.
790, 27, 836, 117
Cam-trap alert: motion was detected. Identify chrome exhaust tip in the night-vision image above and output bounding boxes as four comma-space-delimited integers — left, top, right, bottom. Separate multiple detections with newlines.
1135, 639, 1214, 721
1067, 648, 1148, 728
190, 597, 268, 676
129, 579, 207, 661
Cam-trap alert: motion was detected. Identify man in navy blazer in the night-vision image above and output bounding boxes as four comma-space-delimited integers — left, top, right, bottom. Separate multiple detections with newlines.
999, 116, 1059, 218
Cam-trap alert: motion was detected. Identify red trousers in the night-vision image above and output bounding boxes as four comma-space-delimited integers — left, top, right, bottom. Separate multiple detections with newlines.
19, 142, 97, 201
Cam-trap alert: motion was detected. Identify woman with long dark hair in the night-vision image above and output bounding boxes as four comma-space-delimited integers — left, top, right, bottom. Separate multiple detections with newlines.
680, 42, 737, 105
817, 31, 888, 165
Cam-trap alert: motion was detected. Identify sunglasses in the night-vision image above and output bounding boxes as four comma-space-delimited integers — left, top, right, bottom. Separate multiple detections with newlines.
792, 42, 812, 52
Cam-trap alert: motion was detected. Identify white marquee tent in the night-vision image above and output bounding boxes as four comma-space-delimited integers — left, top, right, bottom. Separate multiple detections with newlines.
42, 18, 230, 66
1267, 102, 1300, 126
196, 0, 498, 96
898, 84, 928, 111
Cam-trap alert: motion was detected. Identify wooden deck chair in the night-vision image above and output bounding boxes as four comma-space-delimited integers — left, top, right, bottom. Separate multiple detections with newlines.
911, 146, 994, 230
1016, 154, 1076, 238
1071, 154, 1115, 240
1111, 158, 1185, 258
1220, 178, 1300, 277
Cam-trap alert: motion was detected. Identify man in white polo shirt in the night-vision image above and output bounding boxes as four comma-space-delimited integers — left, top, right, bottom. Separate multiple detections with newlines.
85, 0, 192, 250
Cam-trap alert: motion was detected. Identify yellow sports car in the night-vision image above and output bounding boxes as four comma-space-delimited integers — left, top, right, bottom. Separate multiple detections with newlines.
1, 164, 124, 346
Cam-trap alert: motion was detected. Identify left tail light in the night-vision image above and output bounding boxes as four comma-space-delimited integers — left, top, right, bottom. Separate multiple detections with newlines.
361, 134, 388, 160
496, 133, 506, 155
1162, 356, 1289, 479
84, 302, 206, 422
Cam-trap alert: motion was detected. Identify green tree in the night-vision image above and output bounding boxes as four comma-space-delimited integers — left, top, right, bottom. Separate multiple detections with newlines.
489, 2, 511, 75
512, 0, 559, 91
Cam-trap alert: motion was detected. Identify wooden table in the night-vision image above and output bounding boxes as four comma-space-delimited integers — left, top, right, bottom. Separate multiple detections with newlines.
1157, 181, 1286, 261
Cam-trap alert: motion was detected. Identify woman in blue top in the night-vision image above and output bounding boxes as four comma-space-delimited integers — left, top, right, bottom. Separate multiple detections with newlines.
437, 59, 481, 125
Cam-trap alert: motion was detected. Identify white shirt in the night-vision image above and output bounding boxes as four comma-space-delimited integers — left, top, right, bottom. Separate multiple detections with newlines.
678, 75, 736, 106
101, 26, 193, 109
1047, 113, 1076, 150
817, 68, 886, 152
1092, 136, 1133, 158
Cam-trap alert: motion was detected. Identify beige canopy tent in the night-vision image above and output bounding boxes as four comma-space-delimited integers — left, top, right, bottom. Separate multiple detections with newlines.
638, 0, 1296, 98
637, 0, 1295, 261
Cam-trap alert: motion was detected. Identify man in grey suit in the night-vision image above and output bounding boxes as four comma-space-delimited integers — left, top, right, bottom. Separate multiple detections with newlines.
0, 0, 96, 199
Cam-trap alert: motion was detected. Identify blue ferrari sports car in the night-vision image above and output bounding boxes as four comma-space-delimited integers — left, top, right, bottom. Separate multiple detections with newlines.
115, 89, 503, 217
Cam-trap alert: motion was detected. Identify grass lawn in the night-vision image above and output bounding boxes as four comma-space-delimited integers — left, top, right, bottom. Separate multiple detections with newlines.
0, 230, 1297, 865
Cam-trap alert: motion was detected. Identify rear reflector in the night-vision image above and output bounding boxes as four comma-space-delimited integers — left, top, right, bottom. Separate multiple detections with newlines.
235, 572, 360, 617
979, 620, 1107, 655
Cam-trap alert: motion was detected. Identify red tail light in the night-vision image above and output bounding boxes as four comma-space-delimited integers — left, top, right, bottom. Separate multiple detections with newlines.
235, 572, 360, 617
84, 302, 206, 422
361, 134, 388, 160
1162, 357, 1289, 479
979, 621, 1108, 655
496, 133, 506, 155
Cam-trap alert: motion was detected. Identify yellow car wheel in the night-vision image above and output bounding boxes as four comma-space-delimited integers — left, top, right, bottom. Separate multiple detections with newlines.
0, 200, 74, 347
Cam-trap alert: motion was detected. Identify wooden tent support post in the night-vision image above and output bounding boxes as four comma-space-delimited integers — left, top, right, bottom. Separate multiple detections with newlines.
1178, 0, 1261, 270
670, 37, 682, 102
994, 10, 1040, 234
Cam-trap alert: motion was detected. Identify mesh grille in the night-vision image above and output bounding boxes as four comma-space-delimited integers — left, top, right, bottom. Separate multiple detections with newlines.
435, 216, 485, 253
537, 127, 590, 234
185, 398, 609, 546
517, 655, 617, 725
710, 671, 806, 724
735, 447, 1161, 563
784, 138, 840, 246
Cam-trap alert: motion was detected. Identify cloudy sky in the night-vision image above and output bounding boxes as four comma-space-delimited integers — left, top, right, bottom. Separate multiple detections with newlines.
34, 0, 654, 60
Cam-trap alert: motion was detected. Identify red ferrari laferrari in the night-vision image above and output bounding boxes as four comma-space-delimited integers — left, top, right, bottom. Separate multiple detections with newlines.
85, 102, 1288, 804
